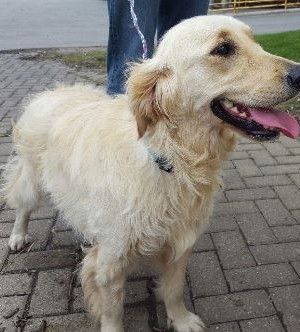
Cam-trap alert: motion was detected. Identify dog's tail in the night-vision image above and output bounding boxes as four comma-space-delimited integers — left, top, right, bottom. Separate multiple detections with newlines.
0, 124, 40, 210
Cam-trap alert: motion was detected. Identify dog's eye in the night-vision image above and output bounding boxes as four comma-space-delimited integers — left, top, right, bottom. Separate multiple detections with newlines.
211, 42, 234, 57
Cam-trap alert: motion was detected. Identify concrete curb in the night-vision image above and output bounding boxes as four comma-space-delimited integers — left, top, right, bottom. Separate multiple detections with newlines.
0, 46, 106, 55
210, 7, 300, 17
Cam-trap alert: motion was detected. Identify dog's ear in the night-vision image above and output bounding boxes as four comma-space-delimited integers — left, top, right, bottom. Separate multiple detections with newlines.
127, 60, 178, 138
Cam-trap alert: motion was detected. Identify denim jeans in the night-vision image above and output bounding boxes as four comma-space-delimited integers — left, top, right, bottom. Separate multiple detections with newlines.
106, 0, 210, 95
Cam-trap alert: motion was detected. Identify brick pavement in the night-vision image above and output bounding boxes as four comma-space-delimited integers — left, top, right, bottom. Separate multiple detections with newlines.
0, 53, 300, 331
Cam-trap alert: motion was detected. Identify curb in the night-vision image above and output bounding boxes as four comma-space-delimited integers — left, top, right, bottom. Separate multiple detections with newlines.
0, 46, 106, 55
210, 7, 300, 17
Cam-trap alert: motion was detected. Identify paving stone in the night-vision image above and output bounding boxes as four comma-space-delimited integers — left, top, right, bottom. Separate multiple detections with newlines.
0, 209, 15, 222
226, 187, 276, 202
215, 191, 227, 203
223, 160, 234, 169
156, 303, 169, 330
30, 205, 56, 220
230, 151, 249, 160
260, 164, 300, 175
124, 306, 151, 332
25, 313, 97, 332
208, 322, 241, 332
0, 295, 27, 330
248, 150, 277, 166
207, 215, 238, 233
0, 207, 56, 223
213, 202, 258, 216
0, 272, 33, 296
26, 219, 53, 251
0, 136, 13, 144
264, 142, 289, 156
222, 169, 245, 190
272, 225, 300, 242
0, 222, 13, 237
0, 155, 9, 164
269, 284, 300, 332
195, 290, 275, 324
125, 280, 149, 304
240, 316, 285, 332
0, 237, 9, 267
183, 282, 195, 312
274, 185, 300, 210
233, 159, 262, 177
193, 234, 214, 252
72, 286, 85, 312
276, 155, 300, 164
244, 175, 292, 188
225, 263, 299, 292
53, 214, 73, 231
188, 252, 228, 297
51, 230, 81, 248
4, 248, 76, 272
256, 199, 296, 226
129, 262, 159, 280
289, 147, 300, 155
30, 268, 72, 316
212, 231, 256, 269
0, 142, 13, 155
292, 209, 300, 223
236, 213, 277, 245
290, 173, 300, 187
291, 261, 300, 277
279, 136, 300, 148
250, 242, 300, 264
236, 143, 264, 151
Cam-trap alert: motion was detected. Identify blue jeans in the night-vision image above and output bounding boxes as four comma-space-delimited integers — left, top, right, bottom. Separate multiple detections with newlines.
107, 0, 210, 95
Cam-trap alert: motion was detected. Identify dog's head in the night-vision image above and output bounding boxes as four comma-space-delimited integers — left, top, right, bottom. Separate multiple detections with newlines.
127, 16, 300, 141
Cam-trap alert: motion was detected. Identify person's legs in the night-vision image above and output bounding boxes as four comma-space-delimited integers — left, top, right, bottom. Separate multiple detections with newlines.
157, 0, 210, 41
107, 0, 160, 95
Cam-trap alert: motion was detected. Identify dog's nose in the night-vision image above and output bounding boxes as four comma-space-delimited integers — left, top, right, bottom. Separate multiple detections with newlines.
287, 65, 300, 89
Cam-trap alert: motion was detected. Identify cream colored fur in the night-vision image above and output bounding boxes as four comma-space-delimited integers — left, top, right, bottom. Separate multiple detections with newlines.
2, 16, 299, 332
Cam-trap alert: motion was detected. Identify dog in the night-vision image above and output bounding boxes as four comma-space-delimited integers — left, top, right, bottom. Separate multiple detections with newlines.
2, 15, 300, 332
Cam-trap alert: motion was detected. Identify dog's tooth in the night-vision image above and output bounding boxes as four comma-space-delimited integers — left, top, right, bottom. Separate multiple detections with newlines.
223, 100, 234, 108
231, 106, 239, 113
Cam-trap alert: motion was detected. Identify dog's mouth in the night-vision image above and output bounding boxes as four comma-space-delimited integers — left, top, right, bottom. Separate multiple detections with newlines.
211, 99, 300, 141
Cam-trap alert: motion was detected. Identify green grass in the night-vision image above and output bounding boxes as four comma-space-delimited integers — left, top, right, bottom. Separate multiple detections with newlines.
256, 29, 300, 62
44, 30, 300, 111
46, 30, 300, 71
255, 30, 300, 113
47, 50, 107, 72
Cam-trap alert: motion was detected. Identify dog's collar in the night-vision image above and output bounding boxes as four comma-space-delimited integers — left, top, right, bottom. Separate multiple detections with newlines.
154, 154, 174, 173
143, 137, 173, 173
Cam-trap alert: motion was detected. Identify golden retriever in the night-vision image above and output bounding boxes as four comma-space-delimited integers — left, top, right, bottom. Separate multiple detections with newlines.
2, 15, 300, 332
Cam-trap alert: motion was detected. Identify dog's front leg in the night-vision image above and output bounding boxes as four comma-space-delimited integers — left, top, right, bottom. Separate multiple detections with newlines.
81, 246, 129, 332
159, 249, 206, 332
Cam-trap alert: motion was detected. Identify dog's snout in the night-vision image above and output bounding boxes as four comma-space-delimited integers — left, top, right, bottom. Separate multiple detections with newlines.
287, 65, 300, 89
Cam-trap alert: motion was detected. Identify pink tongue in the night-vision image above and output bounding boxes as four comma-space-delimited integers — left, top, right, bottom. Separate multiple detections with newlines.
248, 107, 300, 139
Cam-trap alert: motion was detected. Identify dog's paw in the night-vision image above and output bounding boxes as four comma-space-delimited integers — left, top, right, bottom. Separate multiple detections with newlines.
169, 312, 206, 332
8, 233, 30, 251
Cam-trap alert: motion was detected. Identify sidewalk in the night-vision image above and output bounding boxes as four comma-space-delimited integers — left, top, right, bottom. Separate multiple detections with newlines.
0, 54, 300, 332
